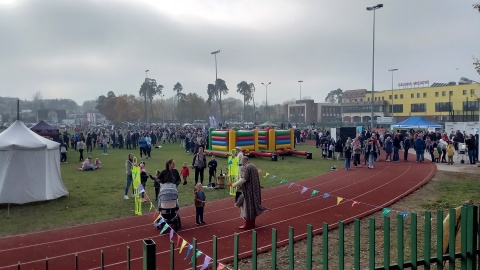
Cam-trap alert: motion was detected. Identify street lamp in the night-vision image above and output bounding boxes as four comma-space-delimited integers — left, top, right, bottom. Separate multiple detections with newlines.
388, 68, 398, 117
211, 50, 220, 118
298, 80, 303, 100
367, 3, 383, 129
145, 69, 150, 127
261, 82, 271, 121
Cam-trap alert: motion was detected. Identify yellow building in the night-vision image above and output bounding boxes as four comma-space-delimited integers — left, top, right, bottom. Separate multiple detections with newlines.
341, 80, 480, 124
375, 82, 480, 122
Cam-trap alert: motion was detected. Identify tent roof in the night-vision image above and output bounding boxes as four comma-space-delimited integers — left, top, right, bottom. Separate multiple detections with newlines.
0, 120, 60, 150
31, 120, 58, 132
391, 116, 443, 129
258, 121, 279, 127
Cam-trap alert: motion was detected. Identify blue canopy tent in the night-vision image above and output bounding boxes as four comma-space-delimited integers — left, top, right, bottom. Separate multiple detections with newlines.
391, 116, 443, 129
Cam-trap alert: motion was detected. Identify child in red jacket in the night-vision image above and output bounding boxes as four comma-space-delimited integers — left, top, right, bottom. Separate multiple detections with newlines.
181, 162, 190, 185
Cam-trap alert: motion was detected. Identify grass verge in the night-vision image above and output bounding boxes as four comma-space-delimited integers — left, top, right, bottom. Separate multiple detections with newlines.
0, 143, 340, 236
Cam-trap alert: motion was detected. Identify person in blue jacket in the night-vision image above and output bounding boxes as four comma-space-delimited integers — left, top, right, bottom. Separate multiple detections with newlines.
414, 134, 426, 162
138, 135, 147, 159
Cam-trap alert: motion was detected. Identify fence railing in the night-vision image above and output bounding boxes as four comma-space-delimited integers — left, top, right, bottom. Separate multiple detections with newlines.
14, 205, 479, 270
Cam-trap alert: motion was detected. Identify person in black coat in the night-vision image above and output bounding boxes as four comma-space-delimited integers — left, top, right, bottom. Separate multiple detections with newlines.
207, 156, 218, 186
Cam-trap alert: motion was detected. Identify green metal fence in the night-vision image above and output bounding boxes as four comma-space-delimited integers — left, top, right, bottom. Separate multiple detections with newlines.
16, 205, 479, 269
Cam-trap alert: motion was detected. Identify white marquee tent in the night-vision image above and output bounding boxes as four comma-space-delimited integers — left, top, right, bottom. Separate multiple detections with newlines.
0, 120, 68, 204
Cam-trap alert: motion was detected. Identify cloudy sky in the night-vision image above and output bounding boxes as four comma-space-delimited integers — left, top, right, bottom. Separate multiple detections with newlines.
0, 0, 479, 106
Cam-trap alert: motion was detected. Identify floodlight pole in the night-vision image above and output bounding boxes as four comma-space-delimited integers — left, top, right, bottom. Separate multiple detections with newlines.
367, 4, 383, 130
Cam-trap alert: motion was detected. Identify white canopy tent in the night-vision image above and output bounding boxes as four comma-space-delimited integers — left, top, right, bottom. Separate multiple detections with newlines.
0, 120, 68, 204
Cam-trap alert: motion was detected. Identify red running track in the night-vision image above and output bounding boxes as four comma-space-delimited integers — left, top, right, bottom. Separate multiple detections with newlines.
0, 158, 436, 270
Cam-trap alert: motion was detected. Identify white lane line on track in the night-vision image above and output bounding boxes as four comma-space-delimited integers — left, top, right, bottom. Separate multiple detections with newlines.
0, 166, 364, 253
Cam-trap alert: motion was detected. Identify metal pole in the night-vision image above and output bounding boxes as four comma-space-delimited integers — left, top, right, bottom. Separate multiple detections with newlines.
298, 80, 303, 100
265, 84, 268, 121
391, 70, 394, 116
370, 9, 376, 130
145, 70, 149, 128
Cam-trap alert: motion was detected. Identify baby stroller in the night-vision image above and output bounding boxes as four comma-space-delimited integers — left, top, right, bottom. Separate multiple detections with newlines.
157, 183, 182, 231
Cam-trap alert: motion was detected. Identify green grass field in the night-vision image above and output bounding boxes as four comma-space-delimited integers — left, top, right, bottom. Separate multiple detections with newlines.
0, 143, 342, 236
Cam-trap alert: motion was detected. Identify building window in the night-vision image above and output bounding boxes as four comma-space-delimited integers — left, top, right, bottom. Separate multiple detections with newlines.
360, 98, 363, 101
442, 91, 446, 96
463, 90, 467, 95
400, 94, 403, 99
423, 93, 427, 98
411, 93, 414, 98
435, 92, 439, 97
449, 91, 453, 96
435, 102, 452, 112
388, 95, 392, 100
417, 93, 420, 98
411, 103, 426, 112
382, 97, 384, 100
394, 94, 398, 99
393, 104, 403, 113
463, 101, 480, 111
471, 89, 475, 95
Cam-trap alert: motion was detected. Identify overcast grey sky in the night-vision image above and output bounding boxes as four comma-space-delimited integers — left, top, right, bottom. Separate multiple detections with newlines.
0, 0, 479, 105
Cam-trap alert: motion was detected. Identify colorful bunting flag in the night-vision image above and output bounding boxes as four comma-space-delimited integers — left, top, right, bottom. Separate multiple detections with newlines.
191, 250, 202, 262
288, 182, 294, 188
336, 197, 343, 205
179, 240, 187, 253
257, 169, 262, 173
184, 245, 193, 260
169, 227, 174, 241
301, 187, 308, 194
322, 193, 331, 198
351, 201, 360, 207
270, 175, 276, 179
149, 201, 154, 211
153, 211, 158, 221
311, 190, 319, 197
382, 208, 391, 216
280, 179, 287, 183
217, 263, 225, 270
200, 256, 212, 270
228, 160, 233, 165
154, 218, 165, 227
160, 223, 169, 234
176, 234, 181, 247
401, 212, 408, 218
263, 173, 269, 178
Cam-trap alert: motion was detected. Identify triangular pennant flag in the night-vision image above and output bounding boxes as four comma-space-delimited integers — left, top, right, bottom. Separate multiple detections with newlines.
382, 208, 391, 216
200, 256, 212, 270
322, 193, 331, 198
153, 211, 158, 221
154, 218, 165, 227
263, 173, 269, 178
217, 263, 225, 270
280, 179, 287, 183
176, 234, 181, 247
191, 250, 202, 262
336, 197, 343, 205
311, 190, 319, 197
228, 160, 233, 165
169, 227, 174, 241
145, 194, 149, 200
301, 187, 308, 194
401, 212, 408, 218
270, 175, 276, 179
184, 245, 193, 260
179, 239, 187, 254
160, 223, 169, 234
257, 169, 262, 173
351, 201, 360, 207
288, 182, 294, 188
149, 202, 154, 211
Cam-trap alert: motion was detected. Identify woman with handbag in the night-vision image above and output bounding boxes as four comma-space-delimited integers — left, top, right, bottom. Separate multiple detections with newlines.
192, 147, 207, 185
